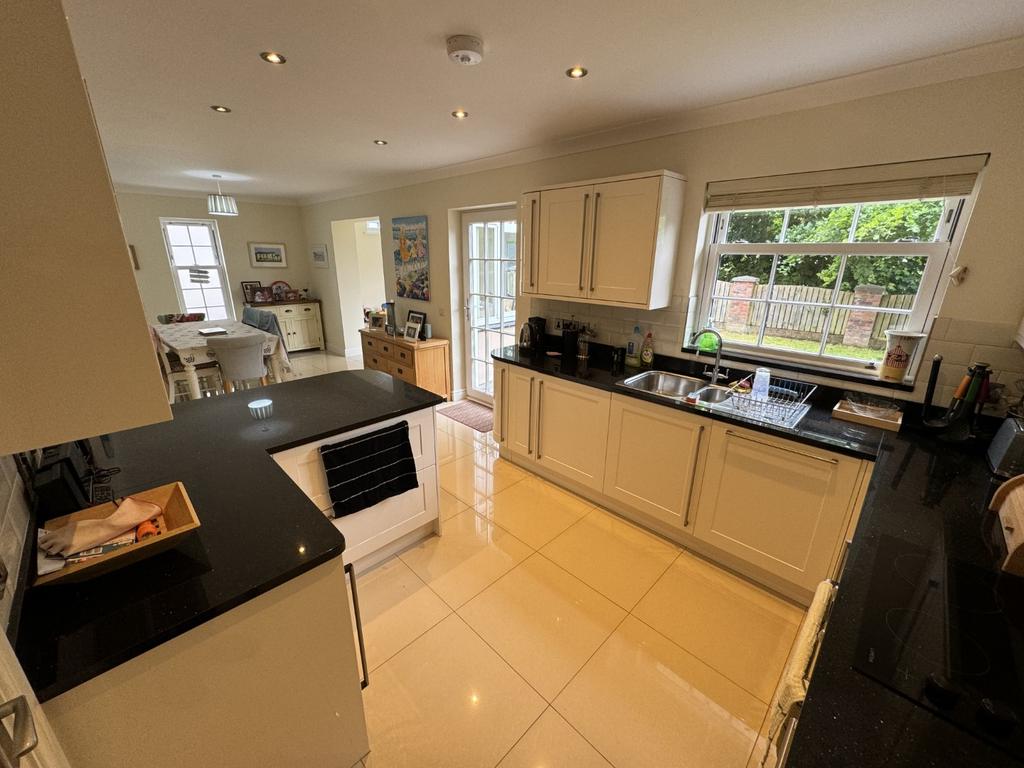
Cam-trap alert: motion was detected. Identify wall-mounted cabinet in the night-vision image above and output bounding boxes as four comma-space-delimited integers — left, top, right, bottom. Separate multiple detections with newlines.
519, 170, 684, 309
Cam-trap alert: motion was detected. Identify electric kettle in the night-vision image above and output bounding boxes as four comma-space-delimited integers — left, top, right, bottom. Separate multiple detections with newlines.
518, 321, 539, 351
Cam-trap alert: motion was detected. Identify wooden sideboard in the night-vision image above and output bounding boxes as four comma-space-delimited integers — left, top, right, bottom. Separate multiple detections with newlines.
360, 329, 451, 401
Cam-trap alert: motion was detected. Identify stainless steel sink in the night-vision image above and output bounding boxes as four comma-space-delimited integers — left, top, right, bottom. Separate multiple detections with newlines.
619, 370, 706, 401
691, 385, 734, 405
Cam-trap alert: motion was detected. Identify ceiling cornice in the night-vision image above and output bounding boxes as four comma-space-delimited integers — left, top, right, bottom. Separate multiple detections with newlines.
299, 35, 1024, 207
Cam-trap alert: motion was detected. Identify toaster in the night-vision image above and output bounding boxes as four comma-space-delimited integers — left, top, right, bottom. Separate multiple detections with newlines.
988, 417, 1024, 478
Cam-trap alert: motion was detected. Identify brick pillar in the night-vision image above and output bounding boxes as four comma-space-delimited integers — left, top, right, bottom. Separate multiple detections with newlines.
842, 284, 884, 348
724, 276, 759, 333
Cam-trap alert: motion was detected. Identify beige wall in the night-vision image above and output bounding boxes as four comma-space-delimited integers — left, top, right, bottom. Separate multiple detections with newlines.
355, 222, 386, 311
302, 66, 1024, 404
117, 192, 310, 322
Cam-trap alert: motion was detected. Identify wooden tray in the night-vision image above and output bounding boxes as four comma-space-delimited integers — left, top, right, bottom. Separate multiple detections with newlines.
35, 481, 200, 586
832, 399, 903, 432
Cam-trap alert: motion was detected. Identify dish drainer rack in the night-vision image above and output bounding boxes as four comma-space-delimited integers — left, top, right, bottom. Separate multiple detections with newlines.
727, 373, 817, 427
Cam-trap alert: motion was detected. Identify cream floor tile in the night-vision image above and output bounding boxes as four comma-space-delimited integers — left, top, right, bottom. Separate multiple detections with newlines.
439, 489, 471, 521
554, 616, 765, 768
354, 557, 451, 671
498, 708, 612, 768
460, 553, 626, 701
474, 476, 592, 549
362, 614, 546, 768
540, 508, 679, 610
633, 552, 803, 703
436, 427, 484, 465
439, 450, 526, 507
444, 418, 499, 450
399, 509, 533, 608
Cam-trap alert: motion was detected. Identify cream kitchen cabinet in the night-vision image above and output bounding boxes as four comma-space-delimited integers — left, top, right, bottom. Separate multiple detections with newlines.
520, 170, 684, 309
603, 394, 707, 531
692, 422, 867, 592
260, 302, 325, 352
505, 364, 538, 460
534, 374, 611, 489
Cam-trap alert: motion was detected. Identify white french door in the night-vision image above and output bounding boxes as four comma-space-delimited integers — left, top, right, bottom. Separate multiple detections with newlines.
462, 208, 517, 404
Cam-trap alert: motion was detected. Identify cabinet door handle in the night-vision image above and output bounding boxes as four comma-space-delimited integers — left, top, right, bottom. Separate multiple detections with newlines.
0, 695, 38, 766
578, 193, 589, 290
345, 563, 369, 690
528, 198, 537, 288
536, 380, 544, 459
683, 425, 704, 528
589, 191, 601, 291
527, 377, 534, 454
285, 309, 293, 313
724, 429, 839, 465
495, 368, 505, 442
304, 307, 311, 312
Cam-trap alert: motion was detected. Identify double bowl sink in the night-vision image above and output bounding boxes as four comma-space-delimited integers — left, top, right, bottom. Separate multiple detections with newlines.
619, 370, 734, 406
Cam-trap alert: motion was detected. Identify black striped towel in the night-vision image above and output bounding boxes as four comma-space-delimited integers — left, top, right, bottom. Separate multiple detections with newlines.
319, 421, 419, 518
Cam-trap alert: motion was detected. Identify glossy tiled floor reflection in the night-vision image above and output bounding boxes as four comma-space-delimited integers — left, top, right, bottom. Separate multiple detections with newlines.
355, 409, 806, 767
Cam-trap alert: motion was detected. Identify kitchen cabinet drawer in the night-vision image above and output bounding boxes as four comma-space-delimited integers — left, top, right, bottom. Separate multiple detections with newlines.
603, 394, 706, 530
692, 423, 864, 591
380, 340, 395, 358
394, 345, 414, 365
388, 359, 417, 384
365, 353, 387, 372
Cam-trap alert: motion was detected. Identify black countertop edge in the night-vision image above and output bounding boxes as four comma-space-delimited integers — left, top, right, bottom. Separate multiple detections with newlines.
492, 347, 884, 461
16, 369, 442, 703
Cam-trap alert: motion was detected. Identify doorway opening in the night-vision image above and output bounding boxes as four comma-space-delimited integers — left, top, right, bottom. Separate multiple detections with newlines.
330, 217, 385, 356
461, 208, 517, 404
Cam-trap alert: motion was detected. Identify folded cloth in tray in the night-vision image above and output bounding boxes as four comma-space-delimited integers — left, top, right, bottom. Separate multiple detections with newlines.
319, 421, 419, 518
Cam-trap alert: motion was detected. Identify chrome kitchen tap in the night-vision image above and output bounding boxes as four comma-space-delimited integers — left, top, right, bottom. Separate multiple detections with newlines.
691, 327, 726, 383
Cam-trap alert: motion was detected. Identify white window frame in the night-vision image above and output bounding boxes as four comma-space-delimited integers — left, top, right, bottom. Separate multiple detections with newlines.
693, 196, 969, 379
159, 218, 235, 321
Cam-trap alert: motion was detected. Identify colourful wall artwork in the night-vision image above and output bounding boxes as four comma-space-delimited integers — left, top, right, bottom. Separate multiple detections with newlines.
392, 215, 430, 302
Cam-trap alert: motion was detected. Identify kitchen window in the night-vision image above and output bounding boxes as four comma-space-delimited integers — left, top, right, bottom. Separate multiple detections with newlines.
694, 155, 986, 377
160, 218, 233, 320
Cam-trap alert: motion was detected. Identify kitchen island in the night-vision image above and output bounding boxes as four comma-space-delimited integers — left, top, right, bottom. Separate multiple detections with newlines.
15, 369, 442, 768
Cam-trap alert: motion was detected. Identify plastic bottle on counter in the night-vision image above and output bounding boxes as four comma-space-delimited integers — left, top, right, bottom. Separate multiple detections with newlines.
625, 326, 643, 367
639, 332, 655, 369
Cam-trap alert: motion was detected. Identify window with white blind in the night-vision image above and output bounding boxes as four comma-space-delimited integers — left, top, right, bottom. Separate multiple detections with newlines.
159, 219, 233, 321
694, 155, 986, 377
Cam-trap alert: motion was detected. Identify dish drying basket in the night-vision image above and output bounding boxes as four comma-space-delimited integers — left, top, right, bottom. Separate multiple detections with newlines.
730, 373, 817, 425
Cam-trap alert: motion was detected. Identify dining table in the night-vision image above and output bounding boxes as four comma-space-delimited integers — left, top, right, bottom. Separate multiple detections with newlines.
152, 320, 286, 399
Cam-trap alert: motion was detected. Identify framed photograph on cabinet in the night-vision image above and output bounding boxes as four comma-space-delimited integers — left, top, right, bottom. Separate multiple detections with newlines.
406, 310, 426, 328
240, 281, 262, 303
311, 244, 329, 269
248, 242, 287, 268
403, 322, 421, 342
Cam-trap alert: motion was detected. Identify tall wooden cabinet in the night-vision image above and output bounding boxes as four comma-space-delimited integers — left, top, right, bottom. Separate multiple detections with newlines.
519, 170, 684, 309
2, 0, 171, 454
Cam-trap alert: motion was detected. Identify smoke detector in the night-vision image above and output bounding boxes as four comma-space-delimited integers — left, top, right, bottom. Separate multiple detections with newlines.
446, 35, 484, 66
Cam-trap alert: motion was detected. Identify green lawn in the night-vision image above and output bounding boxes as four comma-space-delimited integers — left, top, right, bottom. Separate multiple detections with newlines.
719, 331, 884, 363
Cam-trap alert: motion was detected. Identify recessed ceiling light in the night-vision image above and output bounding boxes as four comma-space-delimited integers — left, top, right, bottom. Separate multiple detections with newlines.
373, 139, 388, 145
259, 51, 286, 64
566, 66, 588, 79
451, 109, 469, 120
210, 105, 231, 113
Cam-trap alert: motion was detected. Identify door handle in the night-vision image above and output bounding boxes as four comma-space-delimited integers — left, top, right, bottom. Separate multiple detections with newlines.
536, 380, 544, 459
683, 425, 704, 528
725, 429, 839, 464
0, 695, 38, 767
589, 191, 601, 291
527, 377, 534, 454
345, 563, 369, 690
528, 198, 537, 288
578, 193, 589, 290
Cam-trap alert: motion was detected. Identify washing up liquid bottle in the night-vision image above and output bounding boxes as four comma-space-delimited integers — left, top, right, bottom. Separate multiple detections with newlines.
640, 332, 655, 369
625, 325, 643, 367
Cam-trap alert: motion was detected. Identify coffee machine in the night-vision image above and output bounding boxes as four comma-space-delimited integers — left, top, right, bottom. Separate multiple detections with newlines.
518, 316, 546, 352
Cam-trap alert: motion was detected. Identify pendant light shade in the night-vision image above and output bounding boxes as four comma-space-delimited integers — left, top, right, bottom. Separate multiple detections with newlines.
207, 175, 239, 216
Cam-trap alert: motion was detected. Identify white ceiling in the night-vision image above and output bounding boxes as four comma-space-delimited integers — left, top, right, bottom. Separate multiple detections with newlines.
64, 0, 1024, 202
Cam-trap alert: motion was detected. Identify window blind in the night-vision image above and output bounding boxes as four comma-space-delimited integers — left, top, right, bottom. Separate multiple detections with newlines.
704, 154, 988, 212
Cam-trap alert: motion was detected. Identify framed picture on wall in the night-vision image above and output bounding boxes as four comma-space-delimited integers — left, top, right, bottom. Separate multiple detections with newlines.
392, 215, 430, 301
248, 242, 287, 268
240, 281, 262, 303
311, 244, 329, 269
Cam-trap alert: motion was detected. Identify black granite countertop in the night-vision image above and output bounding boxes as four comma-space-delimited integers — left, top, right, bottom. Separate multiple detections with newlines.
492, 346, 884, 460
786, 427, 1020, 767
15, 370, 442, 702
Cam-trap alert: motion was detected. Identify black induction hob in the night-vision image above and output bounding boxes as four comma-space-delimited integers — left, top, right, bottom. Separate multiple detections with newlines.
853, 533, 1024, 760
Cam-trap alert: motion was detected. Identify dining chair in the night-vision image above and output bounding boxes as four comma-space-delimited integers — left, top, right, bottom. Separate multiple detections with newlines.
149, 327, 220, 403
242, 306, 291, 383
206, 335, 269, 393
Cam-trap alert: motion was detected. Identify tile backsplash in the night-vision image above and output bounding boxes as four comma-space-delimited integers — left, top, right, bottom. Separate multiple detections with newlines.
0, 456, 30, 630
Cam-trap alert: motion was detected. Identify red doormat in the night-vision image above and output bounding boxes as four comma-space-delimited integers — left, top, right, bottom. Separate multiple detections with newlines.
438, 400, 493, 432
